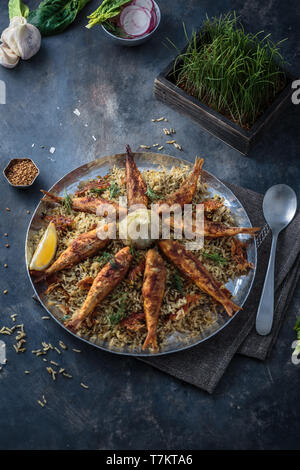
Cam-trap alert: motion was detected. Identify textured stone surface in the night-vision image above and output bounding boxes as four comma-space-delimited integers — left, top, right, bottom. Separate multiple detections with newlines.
0, 0, 299, 450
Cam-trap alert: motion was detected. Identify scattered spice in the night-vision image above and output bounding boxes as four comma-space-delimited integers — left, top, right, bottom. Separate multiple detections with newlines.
5, 208, 10, 211
140, 145, 151, 149
173, 143, 183, 150
4, 233, 8, 237
5, 244, 9, 248
37, 400, 45, 408
5, 159, 38, 186
166, 140, 176, 144
151, 117, 165, 122
72, 349, 81, 353
59, 341, 67, 350
26, 210, 30, 214
3, 290, 8, 295
80, 382, 89, 389
4, 264, 8, 268
24, 370, 30, 374
158, 146, 164, 150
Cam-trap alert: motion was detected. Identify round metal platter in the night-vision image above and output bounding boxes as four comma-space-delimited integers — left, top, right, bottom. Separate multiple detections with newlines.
25, 152, 257, 356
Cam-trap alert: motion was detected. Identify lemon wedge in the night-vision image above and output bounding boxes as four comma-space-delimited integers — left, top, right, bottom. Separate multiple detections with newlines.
29, 222, 57, 271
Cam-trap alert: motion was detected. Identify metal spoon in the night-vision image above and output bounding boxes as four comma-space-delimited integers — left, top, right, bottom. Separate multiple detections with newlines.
256, 184, 297, 336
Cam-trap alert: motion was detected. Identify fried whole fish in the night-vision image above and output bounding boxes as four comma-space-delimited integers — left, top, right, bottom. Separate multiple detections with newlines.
157, 157, 204, 209
164, 215, 260, 238
36, 228, 110, 278
158, 240, 241, 317
41, 190, 127, 219
142, 249, 166, 352
126, 144, 148, 207
66, 246, 132, 331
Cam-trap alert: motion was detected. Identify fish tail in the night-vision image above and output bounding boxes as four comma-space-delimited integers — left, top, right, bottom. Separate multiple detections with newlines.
40, 190, 62, 204
142, 331, 158, 352
65, 314, 82, 332
223, 299, 242, 317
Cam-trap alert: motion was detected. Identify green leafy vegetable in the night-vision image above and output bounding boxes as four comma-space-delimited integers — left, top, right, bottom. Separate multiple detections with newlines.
293, 317, 300, 357
97, 251, 118, 269
172, 13, 286, 129
202, 251, 227, 264
170, 271, 183, 293
109, 294, 128, 325
90, 187, 106, 196
146, 185, 161, 200
8, 0, 29, 19
294, 317, 300, 339
62, 189, 73, 214
86, 0, 130, 29
102, 20, 128, 38
109, 181, 120, 199
28, 0, 91, 36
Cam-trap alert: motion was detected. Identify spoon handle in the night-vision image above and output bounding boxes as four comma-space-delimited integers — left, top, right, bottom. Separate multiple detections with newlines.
256, 233, 278, 336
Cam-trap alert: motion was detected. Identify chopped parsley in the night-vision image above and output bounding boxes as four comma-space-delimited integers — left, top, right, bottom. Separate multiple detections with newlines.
109, 294, 128, 325
170, 271, 183, 293
97, 252, 118, 269
129, 245, 137, 257
146, 185, 160, 200
202, 252, 227, 264
109, 182, 120, 199
62, 190, 72, 214
90, 187, 106, 196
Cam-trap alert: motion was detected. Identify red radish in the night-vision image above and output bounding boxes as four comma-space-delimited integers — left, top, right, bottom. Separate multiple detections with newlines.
132, 0, 154, 12
120, 5, 152, 37
148, 7, 157, 32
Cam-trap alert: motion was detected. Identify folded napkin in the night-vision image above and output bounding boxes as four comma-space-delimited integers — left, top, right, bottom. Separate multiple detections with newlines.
140, 184, 300, 393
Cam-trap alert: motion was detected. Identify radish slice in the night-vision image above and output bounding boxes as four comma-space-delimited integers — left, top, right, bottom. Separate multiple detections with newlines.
120, 5, 151, 37
148, 7, 157, 32
132, 0, 154, 12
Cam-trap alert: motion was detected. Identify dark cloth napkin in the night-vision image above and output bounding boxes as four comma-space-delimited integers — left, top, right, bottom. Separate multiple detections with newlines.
139, 184, 300, 393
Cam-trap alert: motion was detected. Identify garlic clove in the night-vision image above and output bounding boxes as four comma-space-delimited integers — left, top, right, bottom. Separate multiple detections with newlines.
0, 43, 20, 68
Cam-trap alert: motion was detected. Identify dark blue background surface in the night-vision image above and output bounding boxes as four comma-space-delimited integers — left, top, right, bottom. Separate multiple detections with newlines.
0, 0, 299, 450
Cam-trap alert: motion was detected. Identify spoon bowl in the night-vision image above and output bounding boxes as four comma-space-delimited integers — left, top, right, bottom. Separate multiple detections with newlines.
263, 184, 297, 233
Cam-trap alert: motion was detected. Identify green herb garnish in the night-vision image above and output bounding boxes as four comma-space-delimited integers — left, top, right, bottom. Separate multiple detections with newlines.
86, 0, 130, 29
62, 190, 72, 214
171, 13, 286, 129
202, 252, 227, 264
109, 294, 128, 325
109, 181, 120, 199
146, 185, 160, 200
97, 251, 118, 269
90, 187, 106, 196
170, 271, 183, 293
129, 245, 137, 257
293, 317, 300, 357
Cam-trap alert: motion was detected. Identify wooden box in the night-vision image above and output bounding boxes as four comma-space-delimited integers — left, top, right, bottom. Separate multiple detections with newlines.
154, 37, 294, 155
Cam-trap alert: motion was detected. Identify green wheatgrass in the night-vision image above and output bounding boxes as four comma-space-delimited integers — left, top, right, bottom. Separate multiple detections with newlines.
171, 13, 287, 129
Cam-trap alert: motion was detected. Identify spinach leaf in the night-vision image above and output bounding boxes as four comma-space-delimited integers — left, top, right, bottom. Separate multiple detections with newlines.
28, 0, 91, 36
9, 0, 30, 19
87, 0, 130, 29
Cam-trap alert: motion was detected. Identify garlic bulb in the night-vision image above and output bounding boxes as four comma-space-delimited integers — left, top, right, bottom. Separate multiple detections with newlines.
1, 16, 41, 61
0, 43, 20, 68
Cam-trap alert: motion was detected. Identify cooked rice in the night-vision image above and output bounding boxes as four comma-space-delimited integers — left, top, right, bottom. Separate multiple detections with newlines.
33, 163, 252, 353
